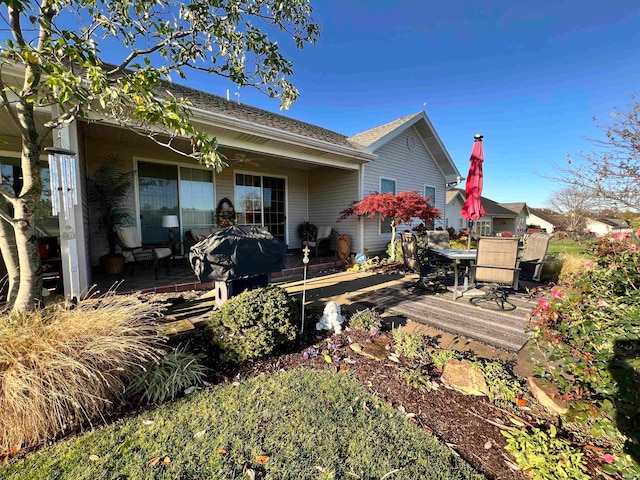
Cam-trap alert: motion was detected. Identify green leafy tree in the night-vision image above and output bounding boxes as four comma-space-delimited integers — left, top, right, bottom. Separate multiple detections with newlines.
0, 0, 320, 311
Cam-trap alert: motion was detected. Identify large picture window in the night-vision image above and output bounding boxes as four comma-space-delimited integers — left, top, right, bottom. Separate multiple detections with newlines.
137, 161, 215, 246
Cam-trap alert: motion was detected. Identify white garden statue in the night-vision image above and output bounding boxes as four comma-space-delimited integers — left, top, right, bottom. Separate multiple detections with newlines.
316, 301, 346, 334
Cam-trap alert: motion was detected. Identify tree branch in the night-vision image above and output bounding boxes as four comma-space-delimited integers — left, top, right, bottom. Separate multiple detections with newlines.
0, 70, 29, 137
7, 2, 26, 48
107, 31, 192, 77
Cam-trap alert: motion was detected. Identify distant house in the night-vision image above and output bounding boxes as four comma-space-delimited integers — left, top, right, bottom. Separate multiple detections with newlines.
527, 208, 564, 233
499, 202, 529, 236
585, 217, 632, 237
444, 189, 520, 235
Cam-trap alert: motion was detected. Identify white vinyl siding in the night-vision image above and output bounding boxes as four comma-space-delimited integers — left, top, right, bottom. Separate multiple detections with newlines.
362, 127, 447, 253
308, 167, 359, 252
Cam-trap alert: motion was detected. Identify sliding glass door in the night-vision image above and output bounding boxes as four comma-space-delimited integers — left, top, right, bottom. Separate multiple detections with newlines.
137, 161, 215, 246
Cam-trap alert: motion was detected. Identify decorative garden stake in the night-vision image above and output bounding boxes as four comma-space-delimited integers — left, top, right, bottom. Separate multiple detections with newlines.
301, 245, 310, 334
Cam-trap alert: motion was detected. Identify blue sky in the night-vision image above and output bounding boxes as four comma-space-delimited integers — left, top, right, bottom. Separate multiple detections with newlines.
185, 0, 640, 208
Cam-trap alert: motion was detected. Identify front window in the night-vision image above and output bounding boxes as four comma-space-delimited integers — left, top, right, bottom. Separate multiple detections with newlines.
424, 185, 436, 229
137, 161, 215, 247
380, 178, 396, 234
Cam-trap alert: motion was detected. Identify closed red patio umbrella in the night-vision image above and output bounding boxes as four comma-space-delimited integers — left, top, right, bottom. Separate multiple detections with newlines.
460, 134, 485, 249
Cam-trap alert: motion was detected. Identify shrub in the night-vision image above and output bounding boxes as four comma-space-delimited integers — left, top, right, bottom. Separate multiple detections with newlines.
392, 328, 430, 359
430, 349, 463, 369
0, 295, 161, 455
208, 286, 298, 364
349, 308, 383, 334
386, 238, 404, 262
528, 236, 640, 478
473, 360, 524, 403
502, 424, 589, 480
127, 345, 208, 404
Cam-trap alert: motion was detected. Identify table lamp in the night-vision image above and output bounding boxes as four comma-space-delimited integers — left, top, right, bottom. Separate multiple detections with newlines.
161, 215, 179, 242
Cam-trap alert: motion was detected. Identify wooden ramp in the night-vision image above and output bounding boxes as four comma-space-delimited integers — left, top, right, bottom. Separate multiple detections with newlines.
349, 285, 535, 352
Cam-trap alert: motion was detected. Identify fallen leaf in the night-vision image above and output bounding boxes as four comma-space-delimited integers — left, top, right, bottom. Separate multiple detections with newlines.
484, 441, 493, 449
215, 449, 228, 456
516, 399, 528, 407
147, 457, 160, 467
343, 357, 356, 364
323, 354, 332, 363
363, 402, 371, 413
161, 456, 171, 465
232, 381, 240, 386
255, 455, 270, 464
245, 468, 256, 480
184, 386, 196, 395
142, 420, 154, 426
338, 367, 348, 374
89, 454, 100, 462
193, 430, 207, 439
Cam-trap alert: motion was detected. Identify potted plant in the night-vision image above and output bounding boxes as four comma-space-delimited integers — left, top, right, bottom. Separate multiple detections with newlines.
88, 155, 135, 274
297, 222, 318, 243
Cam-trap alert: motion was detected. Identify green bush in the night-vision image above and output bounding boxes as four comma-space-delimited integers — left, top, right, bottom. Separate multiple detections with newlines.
208, 287, 299, 364
473, 360, 524, 403
528, 235, 640, 478
127, 345, 208, 404
430, 349, 463, 369
348, 308, 383, 334
392, 328, 430, 360
502, 424, 589, 480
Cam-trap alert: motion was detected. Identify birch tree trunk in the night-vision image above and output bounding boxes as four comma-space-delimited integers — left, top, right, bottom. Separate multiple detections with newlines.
0, 205, 20, 303
12, 110, 43, 312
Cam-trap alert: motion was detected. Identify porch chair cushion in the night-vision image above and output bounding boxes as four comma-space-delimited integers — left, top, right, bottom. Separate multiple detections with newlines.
470, 236, 520, 310
302, 225, 334, 256
115, 226, 171, 279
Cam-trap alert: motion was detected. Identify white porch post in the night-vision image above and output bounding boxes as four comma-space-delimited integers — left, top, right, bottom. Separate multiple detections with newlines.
50, 122, 91, 299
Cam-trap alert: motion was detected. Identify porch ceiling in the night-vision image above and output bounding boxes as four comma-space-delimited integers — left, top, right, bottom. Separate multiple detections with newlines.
84, 122, 359, 171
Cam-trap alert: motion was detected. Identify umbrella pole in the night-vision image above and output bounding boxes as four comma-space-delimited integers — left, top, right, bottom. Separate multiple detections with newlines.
467, 220, 472, 251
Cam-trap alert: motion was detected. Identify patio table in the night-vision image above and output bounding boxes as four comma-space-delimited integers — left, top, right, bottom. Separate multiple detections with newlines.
430, 248, 477, 300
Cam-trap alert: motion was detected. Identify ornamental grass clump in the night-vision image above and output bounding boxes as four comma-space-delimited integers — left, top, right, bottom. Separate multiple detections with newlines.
0, 295, 162, 455
126, 345, 208, 405
528, 234, 640, 478
208, 286, 298, 364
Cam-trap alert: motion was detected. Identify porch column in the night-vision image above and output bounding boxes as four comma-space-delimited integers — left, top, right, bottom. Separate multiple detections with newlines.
52, 121, 91, 299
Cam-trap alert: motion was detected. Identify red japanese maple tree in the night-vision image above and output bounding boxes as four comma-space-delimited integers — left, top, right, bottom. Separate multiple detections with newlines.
339, 191, 441, 260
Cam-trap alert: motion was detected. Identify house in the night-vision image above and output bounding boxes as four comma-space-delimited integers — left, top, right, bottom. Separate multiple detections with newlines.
0, 74, 461, 298
527, 208, 564, 233
499, 202, 529, 236
444, 189, 520, 236
585, 217, 632, 237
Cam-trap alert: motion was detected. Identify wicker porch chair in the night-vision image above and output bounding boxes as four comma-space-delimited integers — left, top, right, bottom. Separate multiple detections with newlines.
116, 226, 172, 279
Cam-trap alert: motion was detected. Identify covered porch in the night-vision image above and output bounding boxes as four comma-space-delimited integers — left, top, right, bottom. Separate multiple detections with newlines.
90, 250, 343, 295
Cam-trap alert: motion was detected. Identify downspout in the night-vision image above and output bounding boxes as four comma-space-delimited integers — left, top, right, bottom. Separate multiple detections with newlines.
358, 163, 365, 253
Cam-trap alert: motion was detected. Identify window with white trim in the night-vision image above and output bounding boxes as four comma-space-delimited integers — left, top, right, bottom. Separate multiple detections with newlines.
380, 178, 396, 234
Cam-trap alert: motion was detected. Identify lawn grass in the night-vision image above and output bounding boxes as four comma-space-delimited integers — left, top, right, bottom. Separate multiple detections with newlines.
547, 238, 592, 256
1, 368, 484, 480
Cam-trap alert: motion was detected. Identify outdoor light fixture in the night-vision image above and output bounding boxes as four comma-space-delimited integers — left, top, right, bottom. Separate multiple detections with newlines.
44, 147, 77, 220
162, 215, 180, 242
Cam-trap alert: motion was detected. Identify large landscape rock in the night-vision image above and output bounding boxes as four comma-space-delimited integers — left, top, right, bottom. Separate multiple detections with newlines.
350, 342, 388, 361
527, 377, 569, 416
440, 359, 489, 396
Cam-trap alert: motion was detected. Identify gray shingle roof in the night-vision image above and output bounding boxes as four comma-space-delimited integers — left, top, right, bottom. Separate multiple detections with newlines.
500, 202, 527, 214
164, 82, 354, 148
346, 112, 422, 150
529, 208, 563, 226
